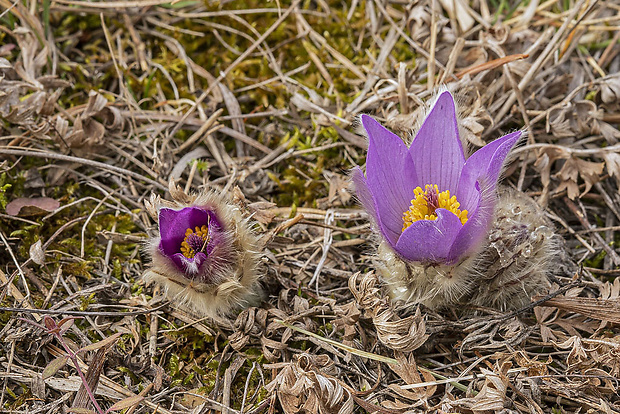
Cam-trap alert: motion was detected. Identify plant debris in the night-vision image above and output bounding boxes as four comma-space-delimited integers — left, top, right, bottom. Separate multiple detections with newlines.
1, 0, 620, 412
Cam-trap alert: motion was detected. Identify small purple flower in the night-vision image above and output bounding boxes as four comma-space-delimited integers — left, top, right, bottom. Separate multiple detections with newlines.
352, 91, 521, 265
144, 186, 263, 317
158, 206, 230, 282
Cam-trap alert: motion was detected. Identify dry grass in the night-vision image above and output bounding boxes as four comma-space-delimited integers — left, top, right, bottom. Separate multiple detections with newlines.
1, 0, 620, 412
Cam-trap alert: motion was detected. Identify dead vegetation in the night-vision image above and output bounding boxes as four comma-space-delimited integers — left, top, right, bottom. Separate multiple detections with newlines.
1, 0, 620, 412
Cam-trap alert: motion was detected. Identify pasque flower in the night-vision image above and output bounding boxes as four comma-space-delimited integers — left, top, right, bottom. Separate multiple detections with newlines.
157, 206, 231, 280
144, 182, 262, 317
352, 91, 521, 265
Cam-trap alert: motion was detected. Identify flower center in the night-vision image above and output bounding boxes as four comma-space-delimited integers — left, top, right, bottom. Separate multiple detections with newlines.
180, 225, 210, 259
402, 184, 468, 231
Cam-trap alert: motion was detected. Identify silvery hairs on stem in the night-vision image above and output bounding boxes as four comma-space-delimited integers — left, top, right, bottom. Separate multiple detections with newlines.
352, 90, 560, 312
143, 181, 263, 318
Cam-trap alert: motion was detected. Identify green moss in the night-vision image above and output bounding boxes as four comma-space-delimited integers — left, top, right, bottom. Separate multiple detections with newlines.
118, 366, 140, 384
585, 249, 606, 269
0, 174, 12, 209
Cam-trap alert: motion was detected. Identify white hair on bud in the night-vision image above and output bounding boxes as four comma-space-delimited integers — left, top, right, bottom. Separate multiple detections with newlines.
143, 182, 263, 318
376, 187, 559, 312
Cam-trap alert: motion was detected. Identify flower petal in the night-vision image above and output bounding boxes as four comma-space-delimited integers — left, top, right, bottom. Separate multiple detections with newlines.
169, 252, 207, 275
447, 180, 496, 264
408, 91, 465, 195
394, 209, 463, 263
362, 115, 419, 243
457, 131, 521, 212
159, 207, 211, 256
351, 167, 378, 223
352, 166, 399, 247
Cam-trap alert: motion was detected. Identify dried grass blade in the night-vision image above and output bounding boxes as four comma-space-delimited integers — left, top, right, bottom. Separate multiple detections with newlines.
275, 320, 398, 364
72, 347, 106, 410
0, 148, 167, 191
0, 269, 40, 321
173, 108, 223, 154
78, 333, 122, 353
456, 54, 529, 79
535, 296, 620, 323
45, 344, 173, 414
54, 0, 176, 8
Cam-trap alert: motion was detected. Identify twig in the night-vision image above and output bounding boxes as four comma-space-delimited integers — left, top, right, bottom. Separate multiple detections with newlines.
564, 197, 620, 266
0, 148, 167, 191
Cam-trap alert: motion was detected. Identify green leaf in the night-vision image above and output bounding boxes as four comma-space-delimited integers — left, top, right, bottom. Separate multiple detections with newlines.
42, 0, 50, 34
42, 355, 68, 380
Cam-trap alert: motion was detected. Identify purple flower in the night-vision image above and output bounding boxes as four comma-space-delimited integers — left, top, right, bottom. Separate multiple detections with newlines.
144, 186, 263, 317
158, 206, 230, 282
352, 91, 520, 265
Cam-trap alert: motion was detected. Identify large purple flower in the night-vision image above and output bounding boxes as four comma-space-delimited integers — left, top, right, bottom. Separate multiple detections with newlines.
158, 206, 226, 280
352, 91, 520, 265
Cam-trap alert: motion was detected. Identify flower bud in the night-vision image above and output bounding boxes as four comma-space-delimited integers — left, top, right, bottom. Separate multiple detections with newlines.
143, 182, 262, 317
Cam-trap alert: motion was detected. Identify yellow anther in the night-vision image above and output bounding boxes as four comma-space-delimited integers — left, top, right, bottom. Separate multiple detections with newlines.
180, 225, 210, 258
402, 184, 468, 231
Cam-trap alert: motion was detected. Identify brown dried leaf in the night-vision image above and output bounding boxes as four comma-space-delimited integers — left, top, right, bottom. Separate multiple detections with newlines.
406, 5, 431, 41
13, 26, 46, 88
29, 240, 45, 266
42, 355, 68, 380
556, 336, 590, 370
555, 157, 604, 199
534, 147, 569, 204
448, 365, 510, 413
600, 75, 620, 105
599, 278, 620, 300
438, 0, 474, 32
547, 100, 601, 139
78, 332, 121, 353
6, 197, 60, 216
388, 352, 436, 401
534, 305, 560, 343
349, 272, 386, 313
349, 272, 429, 352
72, 346, 106, 410
603, 152, 620, 186
537, 296, 620, 324
469, 369, 509, 412
107, 395, 144, 412
374, 308, 429, 353
547, 107, 573, 138
513, 351, 551, 377
333, 301, 361, 344
266, 353, 353, 414
323, 171, 352, 207
594, 120, 620, 143
83, 90, 108, 117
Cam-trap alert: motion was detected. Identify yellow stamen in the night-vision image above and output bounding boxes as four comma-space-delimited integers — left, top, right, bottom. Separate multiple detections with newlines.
180, 225, 210, 258
402, 184, 468, 231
